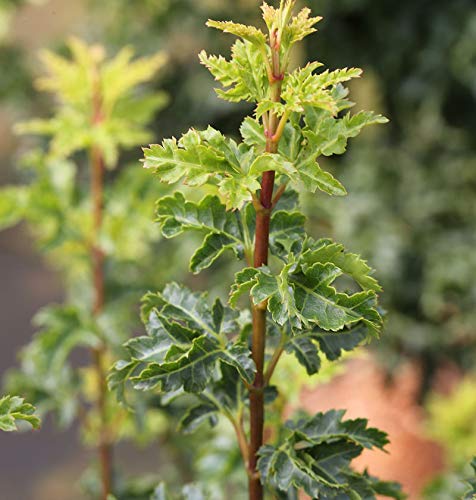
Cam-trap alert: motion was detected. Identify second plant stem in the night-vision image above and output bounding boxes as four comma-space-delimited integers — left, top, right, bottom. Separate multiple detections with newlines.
90, 68, 113, 500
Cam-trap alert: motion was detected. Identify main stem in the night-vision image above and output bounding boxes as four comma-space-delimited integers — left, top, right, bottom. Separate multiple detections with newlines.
248, 35, 283, 500
90, 72, 113, 500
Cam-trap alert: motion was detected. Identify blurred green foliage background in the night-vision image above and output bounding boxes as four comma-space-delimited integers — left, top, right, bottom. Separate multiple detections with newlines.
0, 0, 475, 498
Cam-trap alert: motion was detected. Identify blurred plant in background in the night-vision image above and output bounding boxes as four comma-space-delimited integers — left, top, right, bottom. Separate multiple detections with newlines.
0, 38, 186, 498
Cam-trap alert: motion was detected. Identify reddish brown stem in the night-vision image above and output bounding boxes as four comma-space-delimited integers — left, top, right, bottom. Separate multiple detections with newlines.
248, 50, 283, 498
90, 68, 113, 500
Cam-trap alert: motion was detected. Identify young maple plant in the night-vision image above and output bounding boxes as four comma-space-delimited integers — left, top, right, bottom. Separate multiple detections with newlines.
2, 39, 168, 499
114, 1, 403, 499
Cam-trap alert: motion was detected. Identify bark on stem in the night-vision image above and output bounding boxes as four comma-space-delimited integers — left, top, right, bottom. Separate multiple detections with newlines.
248, 56, 283, 498
90, 70, 113, 500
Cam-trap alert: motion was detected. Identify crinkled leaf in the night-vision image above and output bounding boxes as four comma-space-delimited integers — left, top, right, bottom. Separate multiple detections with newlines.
258, 410, 397, 499
113, 284, 254, 397
0, 395, 40, 432
144, 127, 260, 209
206, 20, 267, 48
304, 109, 388, 157
199, 39, 267, 103
133, 336, 254, 393
301, 238, 381, 292
285, 334, 321, 375
463, 457, 476, 500
155, 192, 244, 272
231, 242, 382, 333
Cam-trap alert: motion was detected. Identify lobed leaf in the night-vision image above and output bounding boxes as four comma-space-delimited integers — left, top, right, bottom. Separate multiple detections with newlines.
199, 39, 268, 103
258, 410, 402, 499
206, 20, 267, 48
111, 284, 255, 398
0, 395, 40, 432
463, 457, 476, 500
155, 192, 244, 272
231, 238, 382, 335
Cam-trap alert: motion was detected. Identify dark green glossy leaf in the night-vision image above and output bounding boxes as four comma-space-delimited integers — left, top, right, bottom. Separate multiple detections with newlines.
258, 410, 398, 499
155, 192, 244, 272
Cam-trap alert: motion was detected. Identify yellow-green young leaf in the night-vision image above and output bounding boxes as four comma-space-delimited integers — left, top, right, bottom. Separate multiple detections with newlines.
218, 175, 261, 211
248, 153, 297, 177
144, 127, 262, 210
285, 7, 322, 46
304, 109, 389, 157
20, 38, 167, 168
261, 1, 321, 49
0, 186, 29, 230
101, 49, 167, 113
199, 39, 268, 103
143, 137, 225, 186
0, 395, 40, 432
206, 20, 267, 48
296, 154, 347, 196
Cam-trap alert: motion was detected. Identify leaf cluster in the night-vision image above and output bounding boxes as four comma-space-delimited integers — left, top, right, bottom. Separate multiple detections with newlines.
0, 395, 40, 432
16, 38, 168, 167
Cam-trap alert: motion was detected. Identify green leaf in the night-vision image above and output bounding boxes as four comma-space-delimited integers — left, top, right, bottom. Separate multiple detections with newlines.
0, 395, 40, 431
229, 267, 259, 307
296, 153, 347, 196
151, 482, 208, 500
144, 127, 260, 209
199, 39, 267, 103
22, 39, 167, 167
269, 210, 306, 256
463, 457, 476, 500
109, 306, 198, 403
24, 305, 98, 373
0, 186, 29, 230
258, 410, 397, 499
300, 238, 381, 292
155, 192, 245, 272
284, 334, 321, 375
206, 20, 267, 48
5, 304, 98, 426
248, 153, 297, 177
280, 321, 367, 375
314, 324, 368, 361
178, 402, 218, 434
304, 109, 388, 157
134, 335, 254, 393
288, 409, 388, 450
177, 364, 244, 433
231, 240, 382, 334
114, 284, 255, 396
